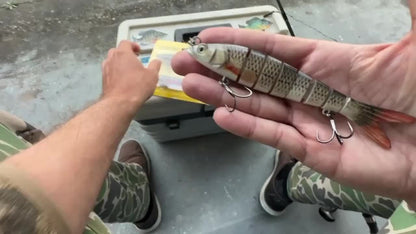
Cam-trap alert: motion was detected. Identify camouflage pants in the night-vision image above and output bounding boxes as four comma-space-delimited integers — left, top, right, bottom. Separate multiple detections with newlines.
94, 161, 150, 223
0, 111, 150, 233
287, 162, 401, 218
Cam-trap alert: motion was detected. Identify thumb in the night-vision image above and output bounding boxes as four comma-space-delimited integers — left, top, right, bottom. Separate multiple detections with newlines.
148, 59, 162, 73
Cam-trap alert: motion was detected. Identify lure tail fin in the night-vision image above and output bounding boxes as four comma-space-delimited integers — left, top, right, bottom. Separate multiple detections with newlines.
361, 123, 391, 149
343, 101, 416, 149
374, 109, 416, 123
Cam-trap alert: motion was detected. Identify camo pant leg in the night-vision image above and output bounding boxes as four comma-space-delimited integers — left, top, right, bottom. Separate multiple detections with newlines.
286, 162, 401, 218
0, 111, 150, 227
93, 160, 150, 223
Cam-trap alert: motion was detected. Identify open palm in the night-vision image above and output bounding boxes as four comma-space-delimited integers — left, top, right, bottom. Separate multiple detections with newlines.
172, 27, 416, 205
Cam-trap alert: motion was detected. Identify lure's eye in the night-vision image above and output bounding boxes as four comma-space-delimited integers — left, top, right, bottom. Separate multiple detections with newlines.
196, 44, 207, 54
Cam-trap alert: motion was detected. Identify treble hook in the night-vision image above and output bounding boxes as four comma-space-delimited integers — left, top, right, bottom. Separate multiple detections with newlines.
219, 77, 253, 112
188, 36, 202, 46
316, 110, 354, 145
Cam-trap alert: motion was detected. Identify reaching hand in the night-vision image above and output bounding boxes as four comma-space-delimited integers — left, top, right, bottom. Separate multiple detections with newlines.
101, 40, 161, 108
172, 22, 416, 206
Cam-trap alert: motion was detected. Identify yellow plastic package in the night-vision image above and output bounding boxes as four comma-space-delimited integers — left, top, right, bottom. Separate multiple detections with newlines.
150, 40, 204, 104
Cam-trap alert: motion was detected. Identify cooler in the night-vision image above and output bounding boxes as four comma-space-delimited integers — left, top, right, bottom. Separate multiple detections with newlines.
116, 5, 293, 142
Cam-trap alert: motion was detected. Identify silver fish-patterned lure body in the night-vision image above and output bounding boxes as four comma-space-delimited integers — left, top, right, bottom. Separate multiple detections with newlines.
187, 43, 416, 149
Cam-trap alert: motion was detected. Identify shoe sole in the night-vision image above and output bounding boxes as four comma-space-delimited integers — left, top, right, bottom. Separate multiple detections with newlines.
259, 150, 284, 216
135, 141, 162, 233
140, 195, 162, 233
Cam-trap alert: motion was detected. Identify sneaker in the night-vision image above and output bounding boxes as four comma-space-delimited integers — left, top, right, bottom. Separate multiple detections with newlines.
259, 150, 295, 216
318, 207, 337, 222
118, 140, 162, 233
362, 213, 379, 234
16, 123, 46, 144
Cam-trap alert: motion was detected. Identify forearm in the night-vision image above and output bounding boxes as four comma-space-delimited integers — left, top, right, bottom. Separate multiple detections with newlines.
4, 97, 140, 233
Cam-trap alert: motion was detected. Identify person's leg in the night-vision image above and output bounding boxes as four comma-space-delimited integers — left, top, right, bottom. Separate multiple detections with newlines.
287, 161, 400, 218
93, 140, 161, 232
260, 150, 400, 218
0, 112, 161, 232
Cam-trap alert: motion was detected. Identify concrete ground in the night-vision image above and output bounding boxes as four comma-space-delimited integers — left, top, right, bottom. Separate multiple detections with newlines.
0, 0, 410, 233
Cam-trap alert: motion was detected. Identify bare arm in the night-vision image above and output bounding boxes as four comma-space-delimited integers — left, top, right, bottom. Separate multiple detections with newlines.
3, 41, 161, 233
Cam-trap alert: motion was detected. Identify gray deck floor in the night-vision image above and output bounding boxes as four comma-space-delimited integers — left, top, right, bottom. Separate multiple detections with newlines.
0, 0, 410, 233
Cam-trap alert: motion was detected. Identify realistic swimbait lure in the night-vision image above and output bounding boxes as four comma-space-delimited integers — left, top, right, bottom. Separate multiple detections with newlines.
186, 42, 416, 149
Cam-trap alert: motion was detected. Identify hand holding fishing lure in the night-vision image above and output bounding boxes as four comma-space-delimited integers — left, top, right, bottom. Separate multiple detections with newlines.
185, 36, 415, 149
172, 27, 416, 206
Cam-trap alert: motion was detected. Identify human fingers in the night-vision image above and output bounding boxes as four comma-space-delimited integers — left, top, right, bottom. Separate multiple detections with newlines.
174, 27, 357, 92
182, 73, 344, 142
107, 48, 116, 58
198, 27, 318, 68
171, 50, 222, 78
213, 107, 351, 176
182, 73, 291, 123
171, 28, 314, 72
148, 59, 162, 73
118, 40, 141, 54
409, 0, 416, 31
101, 59, 107, 74
213, 107, 306, 157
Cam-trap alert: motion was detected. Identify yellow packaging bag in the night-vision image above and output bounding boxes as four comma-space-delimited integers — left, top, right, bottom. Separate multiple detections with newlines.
150, 40, 204, 104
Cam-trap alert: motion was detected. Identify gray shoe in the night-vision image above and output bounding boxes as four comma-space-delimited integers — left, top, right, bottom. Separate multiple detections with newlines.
259, 150, 295, 216
119, 140, 162, 233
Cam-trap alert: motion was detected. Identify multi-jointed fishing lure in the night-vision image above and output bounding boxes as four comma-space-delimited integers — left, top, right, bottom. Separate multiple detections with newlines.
186, 37, 416, 149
